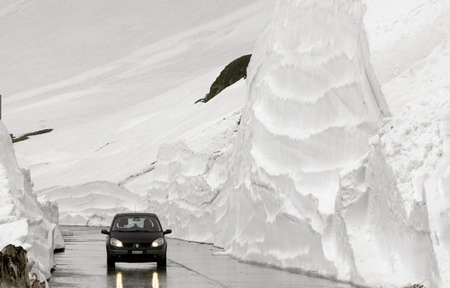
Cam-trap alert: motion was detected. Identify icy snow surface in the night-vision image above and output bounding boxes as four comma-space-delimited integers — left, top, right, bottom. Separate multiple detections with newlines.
0, 121, 64, 284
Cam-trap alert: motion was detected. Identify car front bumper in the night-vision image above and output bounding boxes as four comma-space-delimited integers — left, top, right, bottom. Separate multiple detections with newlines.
108, 246, 166, 262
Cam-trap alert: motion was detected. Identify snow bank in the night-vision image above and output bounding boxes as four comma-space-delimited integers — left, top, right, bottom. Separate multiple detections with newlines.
338, 139, 439, 287
213, 0, 388, 284
336, 92, 449, 287
146, 106, 243, 243
38, 181, 143, 226
143, 0, 450, 287
0, 121, 64, 283
429, 114, 450, 287
34, 82, 247, 229
148, 0, 385, 281
373, 9, 450, 285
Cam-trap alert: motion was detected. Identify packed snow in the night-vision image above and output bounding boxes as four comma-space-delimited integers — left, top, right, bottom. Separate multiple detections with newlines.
1, 0, 450, 287
144, 0, 450, 287
0, 121, 64, 284
38, 181, 143, 226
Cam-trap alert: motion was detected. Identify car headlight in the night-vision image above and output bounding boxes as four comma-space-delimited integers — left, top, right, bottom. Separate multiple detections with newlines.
151, 238, 164, 247
110, 238, 123, 247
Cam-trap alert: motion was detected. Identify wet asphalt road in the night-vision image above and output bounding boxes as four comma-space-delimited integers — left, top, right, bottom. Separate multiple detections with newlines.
49, 226, 356, 288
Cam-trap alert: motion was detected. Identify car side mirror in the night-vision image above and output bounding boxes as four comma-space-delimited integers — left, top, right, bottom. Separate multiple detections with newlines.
101, 229, 110, 235
163, 229, 172, 235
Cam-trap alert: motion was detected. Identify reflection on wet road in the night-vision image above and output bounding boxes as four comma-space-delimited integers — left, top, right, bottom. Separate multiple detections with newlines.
111, 268, 161, 288
49, 226, 356, 288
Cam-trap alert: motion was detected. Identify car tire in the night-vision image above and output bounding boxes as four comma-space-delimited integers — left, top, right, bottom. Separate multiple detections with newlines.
107, 256, 115, 268
157, 255, 166, 267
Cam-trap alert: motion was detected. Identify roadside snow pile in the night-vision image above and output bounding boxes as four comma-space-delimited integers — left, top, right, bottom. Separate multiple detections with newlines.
428, 114, 450, 287
143, 0, 450, 287
214, 0, 390, 285
34, 80, 246, 228
146, 95, 244, 242
0, 121, 64, 284
337, 49, 450, 286
38, 181, 142, 226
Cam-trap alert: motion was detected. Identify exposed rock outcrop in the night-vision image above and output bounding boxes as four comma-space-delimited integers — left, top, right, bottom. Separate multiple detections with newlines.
196, 54, 251, 103
0, 245, 45, 288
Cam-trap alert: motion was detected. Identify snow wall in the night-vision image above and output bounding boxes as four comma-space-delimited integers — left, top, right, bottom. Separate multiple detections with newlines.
146, 0, 450, 287
216, 0, 394, 285
0, 121, 64, 283
38, 181, 143, 226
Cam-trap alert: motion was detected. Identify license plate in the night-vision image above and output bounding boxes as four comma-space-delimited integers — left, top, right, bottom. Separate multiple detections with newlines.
132, 250, 143, 255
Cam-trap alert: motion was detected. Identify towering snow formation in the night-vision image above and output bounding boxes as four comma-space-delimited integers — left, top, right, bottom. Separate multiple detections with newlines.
0, 121, 63, 283
215, 0, 387, 283
143, 0, 450, 286
234, 0, 388, 210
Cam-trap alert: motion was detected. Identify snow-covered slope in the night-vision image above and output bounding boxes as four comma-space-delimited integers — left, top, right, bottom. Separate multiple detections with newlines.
1, 0, 274, 191
0, 121, 64, 283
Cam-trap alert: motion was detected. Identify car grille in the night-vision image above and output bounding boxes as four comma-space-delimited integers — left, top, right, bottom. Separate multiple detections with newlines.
123, 243, 151, 248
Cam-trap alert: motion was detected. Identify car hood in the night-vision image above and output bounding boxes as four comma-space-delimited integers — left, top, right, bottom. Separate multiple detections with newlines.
110, 231, 164, 244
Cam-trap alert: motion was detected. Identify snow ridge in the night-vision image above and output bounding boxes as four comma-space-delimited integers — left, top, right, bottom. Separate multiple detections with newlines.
0, 121, 64, 283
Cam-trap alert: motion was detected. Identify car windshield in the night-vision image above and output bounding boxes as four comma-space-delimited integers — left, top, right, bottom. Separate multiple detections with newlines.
112, 216, 161, 232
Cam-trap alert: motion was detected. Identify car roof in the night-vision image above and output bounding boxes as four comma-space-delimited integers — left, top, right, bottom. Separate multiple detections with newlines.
113, 213, 158, 218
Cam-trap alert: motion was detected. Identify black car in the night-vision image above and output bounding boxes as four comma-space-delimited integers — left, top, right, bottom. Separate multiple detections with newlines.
101, 213, 172, 268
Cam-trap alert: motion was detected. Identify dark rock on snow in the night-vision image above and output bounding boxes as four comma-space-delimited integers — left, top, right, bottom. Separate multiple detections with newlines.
196, 54, 251, 104
0, 245, 45, 288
